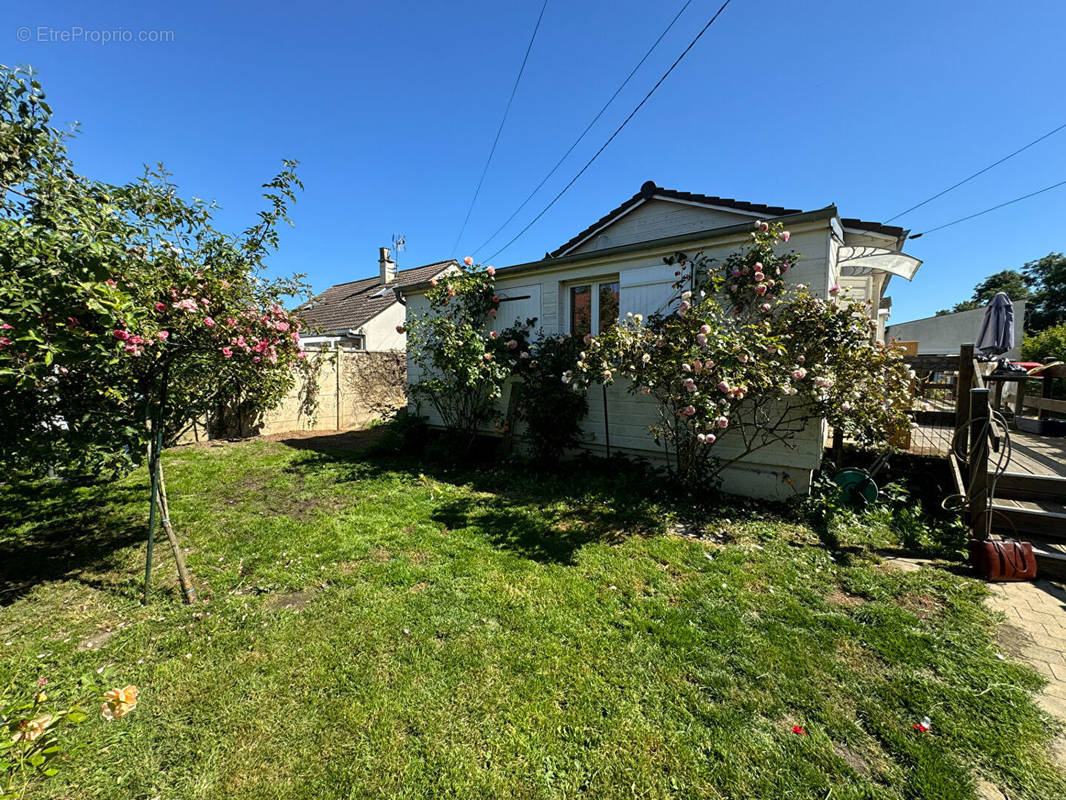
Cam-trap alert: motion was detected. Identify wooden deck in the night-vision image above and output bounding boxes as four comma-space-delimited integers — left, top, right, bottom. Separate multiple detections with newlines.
896, 349, 1066, 575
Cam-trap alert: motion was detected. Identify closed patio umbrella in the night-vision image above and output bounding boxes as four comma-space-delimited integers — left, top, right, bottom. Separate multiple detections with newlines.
975, 292, 1014, 357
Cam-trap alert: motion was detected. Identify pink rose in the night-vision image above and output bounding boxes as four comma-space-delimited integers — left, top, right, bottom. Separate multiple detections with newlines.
0, 323, 11, 330
113, 329, 130, 341
105, 279, 117, 288
489, 331, 499, 339
697, 334, 707, 346
716, 417, 729, 429
829, 284, 840, 295
158, 331, 169, 340
731, 269, 741, 277
430, 278, 438, 287
221, 346, 232, 357
483, 353, 492, 361
154, 302, 167, 312
780, 231, 790, 242
761, 303, 771, 312
717, 381, 730, 393
463, 256, 474, 266
707, 433, 716, 443
681, 405, 696, 417
204, 317, 216, 327
486, 266, 496, 276
792, 367, 807, 380
755, 285, 767, 296
754, 272, 765, 281
507, 339, 518, 349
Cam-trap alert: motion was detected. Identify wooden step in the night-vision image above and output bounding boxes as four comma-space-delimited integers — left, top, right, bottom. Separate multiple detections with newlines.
1033, 547, 1066, 581
991, 500, 1066, 539
993, 471, 1066, 502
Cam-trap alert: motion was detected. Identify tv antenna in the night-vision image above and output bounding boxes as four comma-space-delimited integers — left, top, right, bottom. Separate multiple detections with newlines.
392, 234, 406, 267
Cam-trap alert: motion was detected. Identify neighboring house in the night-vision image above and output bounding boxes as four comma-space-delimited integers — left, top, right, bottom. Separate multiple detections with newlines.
886, 301, 1027, 360
400, 181, 923, 499
297, 248, 457, 351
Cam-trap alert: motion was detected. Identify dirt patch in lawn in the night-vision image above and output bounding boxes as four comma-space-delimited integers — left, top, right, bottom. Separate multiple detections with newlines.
898, 592, 942, 619
266, 591, 312, 611
216, 468, 348, 522
827, 589, 865, 608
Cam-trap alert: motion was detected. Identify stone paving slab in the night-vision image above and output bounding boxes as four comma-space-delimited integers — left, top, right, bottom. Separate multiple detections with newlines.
984, 578, 1066, 758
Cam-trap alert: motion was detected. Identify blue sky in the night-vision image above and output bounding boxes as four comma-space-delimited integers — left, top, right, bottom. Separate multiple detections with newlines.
6, 0, 1066, 323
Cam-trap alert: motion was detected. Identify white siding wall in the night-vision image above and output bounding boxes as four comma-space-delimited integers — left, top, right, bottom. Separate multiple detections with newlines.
568, 199, 754, 255
493, 284, 542, 333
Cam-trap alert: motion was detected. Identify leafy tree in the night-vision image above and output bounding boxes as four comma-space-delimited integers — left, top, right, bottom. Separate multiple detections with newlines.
0, 65, 320, 601
1023, 252, 1066, 330
935, 269, 1031, 316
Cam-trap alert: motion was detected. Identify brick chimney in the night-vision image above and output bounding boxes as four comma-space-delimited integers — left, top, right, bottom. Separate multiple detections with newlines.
379, 246, 396, 284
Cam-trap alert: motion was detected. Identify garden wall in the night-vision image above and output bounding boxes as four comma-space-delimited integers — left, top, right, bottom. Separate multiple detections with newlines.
176, 350, 405, 443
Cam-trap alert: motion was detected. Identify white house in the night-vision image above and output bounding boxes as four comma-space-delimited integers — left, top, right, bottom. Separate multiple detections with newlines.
400, 182, 922, 499
297, 248, 456, 351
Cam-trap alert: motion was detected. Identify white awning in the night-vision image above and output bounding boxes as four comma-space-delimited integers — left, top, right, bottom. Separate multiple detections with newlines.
838, 246, 923, 281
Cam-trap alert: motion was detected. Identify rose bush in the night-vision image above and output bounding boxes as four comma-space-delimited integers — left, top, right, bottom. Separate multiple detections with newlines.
405, 259, 588, 457
572, 222, 911, 484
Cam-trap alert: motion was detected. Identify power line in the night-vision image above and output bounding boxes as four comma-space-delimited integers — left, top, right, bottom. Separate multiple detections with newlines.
908, 178, 1066, 239
886, 120, 1066, 223
469, 0, 696, 258
486, 0, 734, 263
451, 0, 550, 256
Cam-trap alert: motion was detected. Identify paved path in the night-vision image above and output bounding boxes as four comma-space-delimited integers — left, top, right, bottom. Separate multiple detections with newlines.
985, 579, 1066, 720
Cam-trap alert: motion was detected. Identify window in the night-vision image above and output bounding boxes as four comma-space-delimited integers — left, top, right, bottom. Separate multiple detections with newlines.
569, 278, 619, 336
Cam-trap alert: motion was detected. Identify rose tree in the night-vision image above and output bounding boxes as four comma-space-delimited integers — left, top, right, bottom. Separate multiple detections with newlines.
573, 222, 911, 484
0, 66, 319, 601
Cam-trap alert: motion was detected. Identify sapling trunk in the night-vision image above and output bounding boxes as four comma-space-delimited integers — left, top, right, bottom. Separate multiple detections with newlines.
155, 460, 198, 604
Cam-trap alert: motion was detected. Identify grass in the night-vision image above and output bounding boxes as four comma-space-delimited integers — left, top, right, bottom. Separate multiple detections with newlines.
1, 431, 1064, 799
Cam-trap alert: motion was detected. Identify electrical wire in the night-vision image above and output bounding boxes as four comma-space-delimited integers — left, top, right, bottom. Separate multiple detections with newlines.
451, 0, 550, 256
908, 178, 1066, 239
886, 120, 1066, 223
469, 0, 696, 258
484, 0, 734, 263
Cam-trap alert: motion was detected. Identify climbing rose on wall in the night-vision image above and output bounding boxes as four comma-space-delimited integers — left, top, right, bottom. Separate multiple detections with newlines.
574, 222, 911, 484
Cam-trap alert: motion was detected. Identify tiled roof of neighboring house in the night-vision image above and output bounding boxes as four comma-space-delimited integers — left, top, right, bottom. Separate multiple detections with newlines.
549, 181, 905, 257
297, 260, 456, 333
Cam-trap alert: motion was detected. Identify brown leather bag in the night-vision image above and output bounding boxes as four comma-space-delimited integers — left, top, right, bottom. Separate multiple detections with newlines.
969, 538, 1037, 581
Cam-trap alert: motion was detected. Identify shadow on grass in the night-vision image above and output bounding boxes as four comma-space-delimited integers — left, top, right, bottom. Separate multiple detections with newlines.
0, 480, 146, 606
275, 430, 666, 564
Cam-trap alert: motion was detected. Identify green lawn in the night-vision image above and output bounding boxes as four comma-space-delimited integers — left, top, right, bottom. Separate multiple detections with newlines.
1, 433, 1064, 799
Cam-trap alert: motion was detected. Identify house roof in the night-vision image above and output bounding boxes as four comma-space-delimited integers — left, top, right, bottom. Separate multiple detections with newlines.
549, 181, 905, 257
398, 206, 841, 295
298, 260, 456, 333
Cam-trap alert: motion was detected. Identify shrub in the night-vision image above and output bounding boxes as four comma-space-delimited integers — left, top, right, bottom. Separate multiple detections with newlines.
513, 333, 589, 464
1021, 321, 1066, 364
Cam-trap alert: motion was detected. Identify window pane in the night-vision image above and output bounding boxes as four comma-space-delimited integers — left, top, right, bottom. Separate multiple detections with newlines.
598, 281, 620, 332
570, 285, 591, 336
